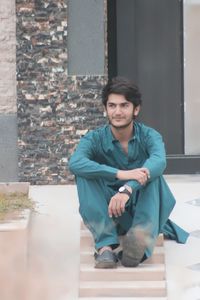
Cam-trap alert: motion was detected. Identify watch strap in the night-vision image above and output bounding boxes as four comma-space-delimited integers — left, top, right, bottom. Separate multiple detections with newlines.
118, 187, 132, 197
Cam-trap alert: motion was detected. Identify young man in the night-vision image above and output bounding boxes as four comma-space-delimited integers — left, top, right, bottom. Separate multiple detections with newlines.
69, 77, 189, 268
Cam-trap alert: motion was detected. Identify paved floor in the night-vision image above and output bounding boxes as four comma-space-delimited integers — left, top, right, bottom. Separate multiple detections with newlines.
27, 175, 200, 300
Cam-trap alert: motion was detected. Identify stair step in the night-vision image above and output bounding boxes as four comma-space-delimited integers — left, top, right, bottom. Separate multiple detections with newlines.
80, 230, 164, 249
79, 222, 167, 298
80, 263, 165, 281
79, 280, 167, 297
80, 247, 165, 264
79, 298, 167, 300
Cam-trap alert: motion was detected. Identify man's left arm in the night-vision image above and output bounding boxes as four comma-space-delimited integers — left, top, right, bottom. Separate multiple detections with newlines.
109, 129, 166, 217
141, 129, 166, 179
125, 129, 167, 191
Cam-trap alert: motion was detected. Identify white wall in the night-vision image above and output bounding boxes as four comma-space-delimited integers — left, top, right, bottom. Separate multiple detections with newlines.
0, 0, 16, 113
184, 0, 200, 154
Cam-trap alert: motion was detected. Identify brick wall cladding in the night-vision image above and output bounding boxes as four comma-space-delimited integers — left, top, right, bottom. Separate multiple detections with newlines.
16, 0, 107, 184
0, 0, 17, 113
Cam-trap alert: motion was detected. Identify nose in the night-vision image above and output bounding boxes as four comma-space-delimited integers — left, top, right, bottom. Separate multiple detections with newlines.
115, 105, 122, 114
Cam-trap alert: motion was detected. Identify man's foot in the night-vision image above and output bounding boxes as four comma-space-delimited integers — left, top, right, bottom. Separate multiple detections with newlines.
121, 226, 149, 267
94, 249, 118, 269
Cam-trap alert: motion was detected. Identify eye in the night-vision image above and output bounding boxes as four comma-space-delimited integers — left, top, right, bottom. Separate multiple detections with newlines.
121, 103, 129, 108
107, 103, 116, 108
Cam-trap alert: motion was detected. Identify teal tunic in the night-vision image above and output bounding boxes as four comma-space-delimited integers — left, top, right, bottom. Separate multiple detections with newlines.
69, 122, 189, 258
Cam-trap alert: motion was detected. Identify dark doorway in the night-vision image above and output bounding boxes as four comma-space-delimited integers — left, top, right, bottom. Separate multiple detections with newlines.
107, 0, 184, 155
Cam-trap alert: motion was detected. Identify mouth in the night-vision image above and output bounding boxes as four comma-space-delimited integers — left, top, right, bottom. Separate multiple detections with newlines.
113, 119, 125, 123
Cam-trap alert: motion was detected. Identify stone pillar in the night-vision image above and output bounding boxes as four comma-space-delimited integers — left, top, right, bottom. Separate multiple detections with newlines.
0, 0, 18, 181
16, 0, 107, 184
16, 0, 69, 184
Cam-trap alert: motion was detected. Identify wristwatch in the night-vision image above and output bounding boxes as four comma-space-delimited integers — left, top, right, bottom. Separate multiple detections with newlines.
118, 185, 132, 197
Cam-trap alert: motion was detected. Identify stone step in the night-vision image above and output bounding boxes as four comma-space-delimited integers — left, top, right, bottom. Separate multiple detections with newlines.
80, 247, 165, 264
79, 280, 167, 298
79, 222, 167, 298
79, 298, 167, 300
80, 230, 164, 249
80, 263, 165, 281
0, 182, 30, 194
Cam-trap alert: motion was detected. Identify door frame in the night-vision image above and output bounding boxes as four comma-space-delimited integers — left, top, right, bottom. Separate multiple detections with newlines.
107, 0, 200, 174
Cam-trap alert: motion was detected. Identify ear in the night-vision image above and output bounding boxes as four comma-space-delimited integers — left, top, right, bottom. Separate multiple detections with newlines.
133, 105, 140, 117
103, 105, 107, 117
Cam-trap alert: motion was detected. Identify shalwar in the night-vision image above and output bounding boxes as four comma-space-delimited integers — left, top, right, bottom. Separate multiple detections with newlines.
69, 122, 189, 259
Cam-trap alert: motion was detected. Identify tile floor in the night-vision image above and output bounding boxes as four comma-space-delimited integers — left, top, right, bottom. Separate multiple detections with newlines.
25, 175, 200, 300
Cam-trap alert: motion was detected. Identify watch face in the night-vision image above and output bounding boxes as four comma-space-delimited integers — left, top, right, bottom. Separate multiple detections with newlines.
119, 186, 125, 192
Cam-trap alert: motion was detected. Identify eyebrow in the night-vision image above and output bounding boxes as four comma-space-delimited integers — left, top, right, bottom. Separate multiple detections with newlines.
107, 101, 130, 105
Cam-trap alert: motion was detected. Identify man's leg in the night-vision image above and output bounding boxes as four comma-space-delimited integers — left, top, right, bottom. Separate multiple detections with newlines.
76, 176, 119, 268
120, 176, 176, 266
76, 176, 120, 254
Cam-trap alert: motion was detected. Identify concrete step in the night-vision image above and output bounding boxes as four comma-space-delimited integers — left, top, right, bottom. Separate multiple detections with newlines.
80, 263, 165, 281
79, 280, 167, 297
79, 298, 167, 300
0, 182, 30, 194
79, 222, 167, 298
80, 230, 164, 249
80, 247, 165, 264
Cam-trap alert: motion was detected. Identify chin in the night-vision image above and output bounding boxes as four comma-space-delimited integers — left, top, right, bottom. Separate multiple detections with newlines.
111, 122, 125, 127
111, 123, 131, 129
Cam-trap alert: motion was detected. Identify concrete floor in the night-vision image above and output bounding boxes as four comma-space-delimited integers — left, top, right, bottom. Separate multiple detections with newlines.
27, 175, 200, 300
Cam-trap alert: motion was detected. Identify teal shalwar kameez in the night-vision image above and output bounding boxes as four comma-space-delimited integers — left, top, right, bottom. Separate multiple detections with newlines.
69, 122, 189, 259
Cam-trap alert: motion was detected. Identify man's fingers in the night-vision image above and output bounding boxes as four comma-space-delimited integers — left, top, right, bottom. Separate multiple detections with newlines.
116, 201, 123, 216
137, 170, 149, 185
111, 199, 120, 217
120, 201, 125, 211
108, 199, 118, 217
141, 168, 150, 178
108, 197, 126, 217
108, 201, 113, 217
137, 176, 146, 185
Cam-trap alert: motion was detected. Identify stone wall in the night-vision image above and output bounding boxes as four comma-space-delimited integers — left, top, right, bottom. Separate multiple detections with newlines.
18, 76, 106, 184
16, 0, 106, 184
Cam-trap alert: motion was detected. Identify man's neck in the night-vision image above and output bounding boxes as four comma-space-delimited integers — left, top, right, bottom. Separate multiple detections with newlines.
110, 122, 134, 142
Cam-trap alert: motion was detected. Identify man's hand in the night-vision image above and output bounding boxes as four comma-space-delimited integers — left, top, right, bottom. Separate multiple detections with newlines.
117, 168, 150, 185
108, 192, 130, 218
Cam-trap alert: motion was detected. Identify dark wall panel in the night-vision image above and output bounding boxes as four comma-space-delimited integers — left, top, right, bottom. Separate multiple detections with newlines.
0, 115, 18, 182
109, 0, 184, 155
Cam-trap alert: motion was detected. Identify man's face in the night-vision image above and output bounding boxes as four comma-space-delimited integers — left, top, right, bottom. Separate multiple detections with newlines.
105, 93, 140, 129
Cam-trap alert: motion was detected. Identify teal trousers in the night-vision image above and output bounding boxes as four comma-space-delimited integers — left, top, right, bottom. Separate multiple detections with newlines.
76, 176, 189, 259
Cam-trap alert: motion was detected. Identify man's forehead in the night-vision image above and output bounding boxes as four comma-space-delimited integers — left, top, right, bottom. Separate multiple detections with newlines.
107, 94, 129, 103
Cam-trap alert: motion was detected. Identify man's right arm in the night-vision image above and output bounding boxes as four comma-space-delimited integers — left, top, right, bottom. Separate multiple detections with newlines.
117, 128, 166, 191
69, 133, 118, 180
117, 168, 149, 185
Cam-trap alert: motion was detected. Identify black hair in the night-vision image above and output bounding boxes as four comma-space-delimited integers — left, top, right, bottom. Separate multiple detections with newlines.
102, 77, 142, 107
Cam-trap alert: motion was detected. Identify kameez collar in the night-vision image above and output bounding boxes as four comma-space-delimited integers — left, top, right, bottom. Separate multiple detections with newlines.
104, 122, 139, 152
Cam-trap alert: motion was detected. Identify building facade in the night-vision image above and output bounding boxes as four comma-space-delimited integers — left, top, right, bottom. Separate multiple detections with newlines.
0, 0, 200, 184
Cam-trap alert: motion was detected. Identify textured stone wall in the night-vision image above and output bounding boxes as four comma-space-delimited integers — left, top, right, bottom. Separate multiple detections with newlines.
16, 0, 107, 184
0, 0, 16, 113
18, 76, 106, 184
